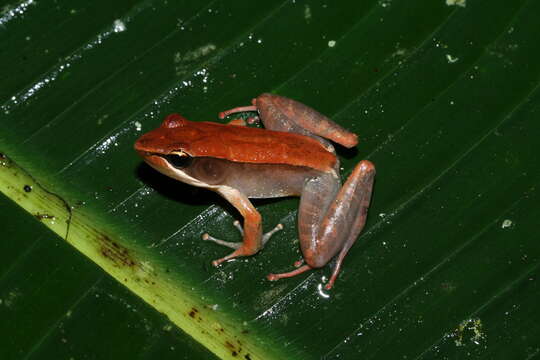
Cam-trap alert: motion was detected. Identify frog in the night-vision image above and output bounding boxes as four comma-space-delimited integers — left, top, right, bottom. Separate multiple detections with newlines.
134, 93, 375, 289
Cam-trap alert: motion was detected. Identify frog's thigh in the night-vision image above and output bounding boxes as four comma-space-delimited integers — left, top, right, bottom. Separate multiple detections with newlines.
257, 94, 356, 149
298, 173, 340, 261
299, 161, 375, 268
261, 102, 322, 136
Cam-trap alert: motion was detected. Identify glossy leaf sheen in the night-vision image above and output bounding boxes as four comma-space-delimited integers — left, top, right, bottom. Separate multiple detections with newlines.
1, 0, 540, 359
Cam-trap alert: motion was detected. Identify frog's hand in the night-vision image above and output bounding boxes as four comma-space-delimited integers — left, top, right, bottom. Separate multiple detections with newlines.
205, 187, 282, 266
255, 93, 358, 148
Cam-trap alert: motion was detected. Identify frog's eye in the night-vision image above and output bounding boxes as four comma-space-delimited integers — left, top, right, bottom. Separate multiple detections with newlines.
163, 152, 192, 168
162, 113, 188, 128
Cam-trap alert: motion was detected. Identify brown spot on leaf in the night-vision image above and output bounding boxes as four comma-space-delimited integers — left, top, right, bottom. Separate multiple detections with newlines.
34, 213, 55, 221
224, 340, 242, 356
188, 307, 199, 318
99, 234, 137, 268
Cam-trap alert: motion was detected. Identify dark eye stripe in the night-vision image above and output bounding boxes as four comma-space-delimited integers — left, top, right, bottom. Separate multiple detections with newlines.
162, 154, 192, 168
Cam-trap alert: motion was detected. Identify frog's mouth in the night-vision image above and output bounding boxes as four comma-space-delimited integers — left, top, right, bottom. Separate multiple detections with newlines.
144, 152, 219, 190
158, 151, 193, 169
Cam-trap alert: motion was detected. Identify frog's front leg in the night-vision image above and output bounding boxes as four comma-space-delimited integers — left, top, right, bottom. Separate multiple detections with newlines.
203, 187, 282, 266
268, 160, 375, 289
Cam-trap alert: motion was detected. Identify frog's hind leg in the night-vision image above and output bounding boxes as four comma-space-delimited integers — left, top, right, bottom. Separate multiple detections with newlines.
255, 93, 358, 149
265, 172, 340, 283
218, 94, 357, 153
316, 160, 376, 289
268, 161, 375, 288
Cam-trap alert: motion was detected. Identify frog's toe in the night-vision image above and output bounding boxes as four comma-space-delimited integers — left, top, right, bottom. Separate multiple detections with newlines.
262, 223, 283, 245
232, 220, 244, 235
211, 249, 243, 266
201, 219, 245, 249
201, 233, 242, 249
293, 258, 304, 268
266, 264, 312, 282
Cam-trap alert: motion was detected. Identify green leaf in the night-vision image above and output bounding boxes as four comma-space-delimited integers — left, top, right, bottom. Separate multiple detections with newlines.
2, 0, 539, 359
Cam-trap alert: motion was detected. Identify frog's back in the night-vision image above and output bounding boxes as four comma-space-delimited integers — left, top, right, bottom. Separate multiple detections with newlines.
179, 122, 337, 173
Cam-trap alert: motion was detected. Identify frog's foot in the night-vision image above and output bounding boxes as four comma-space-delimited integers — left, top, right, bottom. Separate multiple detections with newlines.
267, 264, 313, 282
246, 116, 259, 124
202, 221, 283, 266
225, 117, 260, 127
219, 105, 258, 119
225, 117, 259, 127
227, 118, 247, 126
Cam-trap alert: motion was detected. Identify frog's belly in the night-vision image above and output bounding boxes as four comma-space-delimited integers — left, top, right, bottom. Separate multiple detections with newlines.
184, 157, 329, 199
226, 162, 323, 199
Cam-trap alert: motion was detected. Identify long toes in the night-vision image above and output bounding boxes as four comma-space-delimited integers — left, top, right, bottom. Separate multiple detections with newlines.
265, 264, 312, 282
262, 223, 284, 245
202, 233, 242, 249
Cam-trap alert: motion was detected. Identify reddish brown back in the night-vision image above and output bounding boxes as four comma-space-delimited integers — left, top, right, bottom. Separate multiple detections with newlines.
134, 116, 337, 173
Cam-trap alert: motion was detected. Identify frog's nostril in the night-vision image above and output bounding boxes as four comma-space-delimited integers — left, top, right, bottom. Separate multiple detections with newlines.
134, 136, 153, 152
